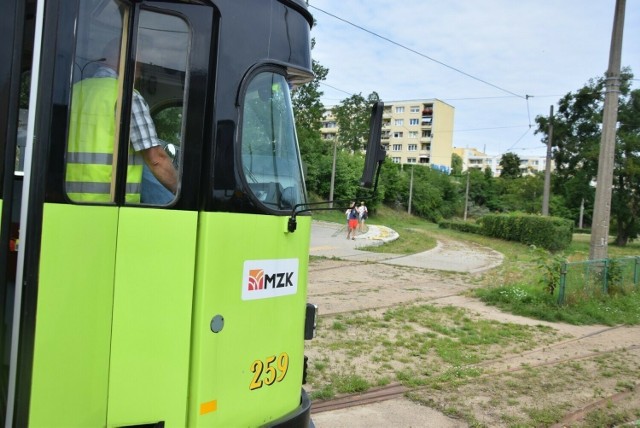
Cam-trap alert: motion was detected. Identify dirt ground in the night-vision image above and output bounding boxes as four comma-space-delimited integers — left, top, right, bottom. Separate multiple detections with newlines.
305, 240, 640, 427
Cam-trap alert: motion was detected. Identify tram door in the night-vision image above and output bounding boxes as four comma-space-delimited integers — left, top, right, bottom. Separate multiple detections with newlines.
1, 1, 214, 426
0, 0, 34, 422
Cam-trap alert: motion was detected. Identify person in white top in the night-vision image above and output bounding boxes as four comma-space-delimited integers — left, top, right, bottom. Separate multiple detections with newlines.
357, 201, 368, 232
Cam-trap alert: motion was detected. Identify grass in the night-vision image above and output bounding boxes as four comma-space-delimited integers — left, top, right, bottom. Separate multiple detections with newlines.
306, 304, 560, 401
306, 207, 640, 426
315, 206, 640, 325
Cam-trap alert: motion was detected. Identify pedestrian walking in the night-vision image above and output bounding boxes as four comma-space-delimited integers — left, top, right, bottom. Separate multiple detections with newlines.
358, 201, 368, 232
345, 202, 359, 240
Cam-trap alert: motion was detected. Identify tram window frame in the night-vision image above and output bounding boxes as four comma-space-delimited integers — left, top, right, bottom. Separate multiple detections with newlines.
63, 1, 190, 207
237, 67, 307, 215
127, 9, 191, 207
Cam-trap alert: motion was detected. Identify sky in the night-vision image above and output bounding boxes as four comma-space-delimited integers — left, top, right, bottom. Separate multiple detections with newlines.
307, 0, 640, 158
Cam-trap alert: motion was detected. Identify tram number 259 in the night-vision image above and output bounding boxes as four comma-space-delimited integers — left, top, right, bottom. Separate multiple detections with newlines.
249, 352, 289, 390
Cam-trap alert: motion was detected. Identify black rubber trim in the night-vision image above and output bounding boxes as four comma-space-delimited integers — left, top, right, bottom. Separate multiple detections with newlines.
264, 389, 312, 428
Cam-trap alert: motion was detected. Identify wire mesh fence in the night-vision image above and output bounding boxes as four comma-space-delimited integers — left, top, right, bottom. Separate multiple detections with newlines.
557, 256, 640, 305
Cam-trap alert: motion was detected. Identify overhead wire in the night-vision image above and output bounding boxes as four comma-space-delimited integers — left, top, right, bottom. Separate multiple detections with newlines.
505, 127, 532, 152
309, 4, 527, 100
309, 3, 560, 153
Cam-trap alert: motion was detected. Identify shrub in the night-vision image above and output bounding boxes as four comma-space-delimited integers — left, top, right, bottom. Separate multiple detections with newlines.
438, 220, 483, 234
479, 213, 573, 252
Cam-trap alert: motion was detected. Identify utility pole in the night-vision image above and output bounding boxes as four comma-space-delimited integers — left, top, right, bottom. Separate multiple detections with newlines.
542, 106, 553, 215
463, 171, 470, 221
590, 0, 626, 260
408, 166, 414, 214
579, 198, 585, 229
329, 139, 337, 208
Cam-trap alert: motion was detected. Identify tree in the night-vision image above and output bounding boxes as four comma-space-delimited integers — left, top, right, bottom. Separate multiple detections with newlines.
291, 39, 330, 194
333, 92, 380, 152
612, 87, 640, 245
451, 153, 463, 175
535, 68, 640, 245
499, 152, 522, 179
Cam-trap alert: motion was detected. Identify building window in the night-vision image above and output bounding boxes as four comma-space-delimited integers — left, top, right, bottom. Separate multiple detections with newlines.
419, 158, 430, 164
422, 130, 431, 138
394, 119, 404, 126
410, 106, 420, 113
421, 143, 431, 151
408, 144, 417, 151
408, 131, 418, 138
407, 158, 417, 163
409, 118, 419, 125
393, 132, 403, 138
392, 157, 401, 164
395, 106, 404, 113
392, 144, 402, 151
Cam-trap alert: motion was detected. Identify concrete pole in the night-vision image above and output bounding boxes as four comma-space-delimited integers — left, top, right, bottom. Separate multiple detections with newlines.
541, 105, 553, 216
408, 166, 414, 215
463, 171, 470, 221
579, 198, 585, 229
329, 139, 337, 208
590, 0, 625, 260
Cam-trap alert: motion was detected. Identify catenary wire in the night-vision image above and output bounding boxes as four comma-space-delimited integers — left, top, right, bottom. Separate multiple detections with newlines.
309, 4, 527, 100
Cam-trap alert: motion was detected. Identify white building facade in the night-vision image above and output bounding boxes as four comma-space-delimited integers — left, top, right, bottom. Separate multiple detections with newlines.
453, 147, 553, 177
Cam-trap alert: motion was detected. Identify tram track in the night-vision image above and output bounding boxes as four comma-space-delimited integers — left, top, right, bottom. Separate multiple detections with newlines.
310, 325, 640, 416
307, 254, 640, 424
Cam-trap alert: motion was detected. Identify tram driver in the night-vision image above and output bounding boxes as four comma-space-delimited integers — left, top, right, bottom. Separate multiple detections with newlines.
66, 37, 177, 204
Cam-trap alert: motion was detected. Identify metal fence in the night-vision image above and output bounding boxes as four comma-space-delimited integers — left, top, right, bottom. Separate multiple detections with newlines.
557, 256, 640, 305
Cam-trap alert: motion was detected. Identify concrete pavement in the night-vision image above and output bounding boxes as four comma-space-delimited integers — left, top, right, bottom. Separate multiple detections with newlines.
309, 221, 504, 273
309, 221, 399, 262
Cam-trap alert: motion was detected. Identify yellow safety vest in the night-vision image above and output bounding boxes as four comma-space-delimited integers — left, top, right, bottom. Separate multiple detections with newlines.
66, 78, 143, 203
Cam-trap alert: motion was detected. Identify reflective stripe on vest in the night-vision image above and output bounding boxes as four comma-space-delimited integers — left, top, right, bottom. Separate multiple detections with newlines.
66, 77, 143, 203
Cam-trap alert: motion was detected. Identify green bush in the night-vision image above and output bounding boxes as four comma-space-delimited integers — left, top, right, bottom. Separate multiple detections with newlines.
478, 213, 573, 251
438, 220, 483, 235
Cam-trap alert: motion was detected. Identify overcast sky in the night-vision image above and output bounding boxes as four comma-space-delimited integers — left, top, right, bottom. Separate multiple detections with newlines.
307, 0, 640, 158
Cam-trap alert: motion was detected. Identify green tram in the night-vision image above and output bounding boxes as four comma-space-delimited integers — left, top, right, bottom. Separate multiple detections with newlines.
0, 0, 384, 426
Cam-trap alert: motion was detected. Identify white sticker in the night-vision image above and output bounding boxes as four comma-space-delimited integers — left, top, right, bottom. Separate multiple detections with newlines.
242, 258, 299, 301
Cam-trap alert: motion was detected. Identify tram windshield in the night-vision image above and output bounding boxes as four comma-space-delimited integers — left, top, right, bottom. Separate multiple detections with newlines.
241, 72, 306, 212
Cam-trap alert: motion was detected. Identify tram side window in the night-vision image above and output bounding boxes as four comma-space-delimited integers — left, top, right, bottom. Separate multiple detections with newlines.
241, 72, 306, 212
131, 11, 189, 206
64, 1, 189, 206
65, 0, 127, 204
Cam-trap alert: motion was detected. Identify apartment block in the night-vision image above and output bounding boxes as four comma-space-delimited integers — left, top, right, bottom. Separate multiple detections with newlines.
453, 147, 553, 177
321, 99, 455, 173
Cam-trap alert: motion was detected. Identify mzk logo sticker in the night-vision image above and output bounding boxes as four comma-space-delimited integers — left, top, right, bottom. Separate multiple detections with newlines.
242, 258, 299, 300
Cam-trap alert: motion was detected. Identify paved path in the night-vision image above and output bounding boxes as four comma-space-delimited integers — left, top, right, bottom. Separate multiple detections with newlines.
310, 221, 503, 273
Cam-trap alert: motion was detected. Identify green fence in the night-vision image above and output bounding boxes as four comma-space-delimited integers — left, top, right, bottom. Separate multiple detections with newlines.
557, 256, 640, 305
